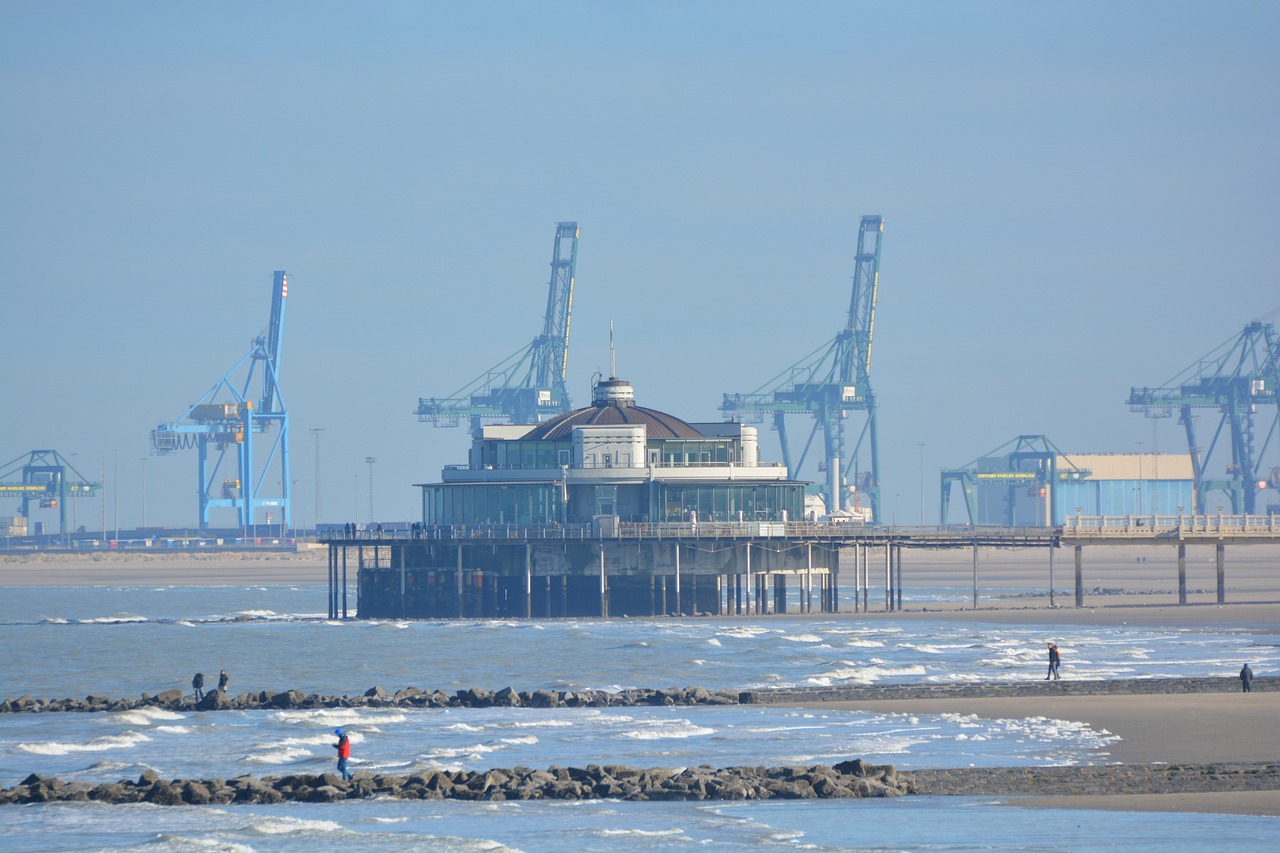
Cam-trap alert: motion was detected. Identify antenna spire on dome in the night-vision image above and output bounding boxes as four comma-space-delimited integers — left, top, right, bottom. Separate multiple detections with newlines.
609, 320, 616, 379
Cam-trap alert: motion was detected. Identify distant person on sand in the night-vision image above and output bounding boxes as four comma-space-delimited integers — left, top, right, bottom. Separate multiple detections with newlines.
1240, 663, 1253, 693
334, 728, 352, 780
218, 670, 229, 692
191, 672, 204, 701
1046, 643, 1061, 681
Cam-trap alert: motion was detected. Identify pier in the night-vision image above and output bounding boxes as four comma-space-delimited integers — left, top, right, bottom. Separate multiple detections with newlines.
325, 515, 1280, 619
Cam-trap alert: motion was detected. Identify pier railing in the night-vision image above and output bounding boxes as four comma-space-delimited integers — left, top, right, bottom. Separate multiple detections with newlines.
1062, 513, 1279, 537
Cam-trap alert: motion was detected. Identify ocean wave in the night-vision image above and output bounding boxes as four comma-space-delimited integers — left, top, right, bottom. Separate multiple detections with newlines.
779, 634, 824, 643
244, 817, 344, 835
106, 707, 186, 725
619, 721, 714, 740
243, 746, 315, 764
18, 730, 153, 755
147, 834, 255, 852
597, 828, 688, 838
500, 735, 539, 745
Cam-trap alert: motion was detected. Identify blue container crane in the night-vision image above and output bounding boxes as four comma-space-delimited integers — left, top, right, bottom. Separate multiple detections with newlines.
721, 216, 885, 522
0, 450, 102, 536
1128, 312, 1280, 514
151, 271, 291, 531
417, 222, 580, 430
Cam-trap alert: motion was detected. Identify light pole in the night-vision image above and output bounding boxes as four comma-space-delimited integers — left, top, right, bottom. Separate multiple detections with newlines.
365, 457, 377, 523
112, 449, 119, 542
140, 458, 148, 528
918, 443, 925, 527
310, 428, 324, 528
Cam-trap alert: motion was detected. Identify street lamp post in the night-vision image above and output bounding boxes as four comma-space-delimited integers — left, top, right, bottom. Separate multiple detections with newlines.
310, 428, 324, 528
918, 443, 925, 527
365, 457, 377, 523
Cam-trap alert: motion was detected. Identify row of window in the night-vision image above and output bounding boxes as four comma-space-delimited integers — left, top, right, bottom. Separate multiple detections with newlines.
422, 481, 804, 525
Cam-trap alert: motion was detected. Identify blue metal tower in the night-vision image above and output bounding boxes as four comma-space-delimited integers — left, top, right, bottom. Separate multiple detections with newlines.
722, 215, 885, 521
417, 222, 580, 429
151, 271, 291, 531
1128, 313, 1280, 514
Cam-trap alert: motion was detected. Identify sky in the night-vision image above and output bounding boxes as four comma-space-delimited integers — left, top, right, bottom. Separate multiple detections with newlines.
2, 1, 1277, 531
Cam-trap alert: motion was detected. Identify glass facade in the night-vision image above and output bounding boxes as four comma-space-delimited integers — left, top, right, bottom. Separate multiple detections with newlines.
653, 482, 803, 522
478, 440, 570, 470
424, 482, 560, 526
652, 439, 735, 466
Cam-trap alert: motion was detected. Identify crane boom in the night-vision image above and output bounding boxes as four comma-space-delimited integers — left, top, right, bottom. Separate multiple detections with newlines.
721, 215, 886, 521
417, 222, 581, 428
1128, 314, 1280, 514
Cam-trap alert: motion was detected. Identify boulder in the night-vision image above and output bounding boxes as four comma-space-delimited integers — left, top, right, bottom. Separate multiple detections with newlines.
197, 690, 230, 711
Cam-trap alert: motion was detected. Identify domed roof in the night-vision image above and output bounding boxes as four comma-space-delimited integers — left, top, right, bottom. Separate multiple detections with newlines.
523, 378, 705, 441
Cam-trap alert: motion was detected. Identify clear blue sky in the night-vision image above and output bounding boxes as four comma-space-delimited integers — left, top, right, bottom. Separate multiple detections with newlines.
2, 1, 1277, 530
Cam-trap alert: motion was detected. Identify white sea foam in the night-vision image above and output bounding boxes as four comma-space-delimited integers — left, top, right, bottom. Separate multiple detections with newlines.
105, 707, 186, 725
780, 633, 824, 643
597, 828, 688, 838
150, 834, 255, 852
244, 817, 344, 835
500, 735, 538, 745
18, 730, 153, 755
244, 746, 313, 764
236, 609, 277, 618
706, 638, 722, 646
619, 721, 714, 740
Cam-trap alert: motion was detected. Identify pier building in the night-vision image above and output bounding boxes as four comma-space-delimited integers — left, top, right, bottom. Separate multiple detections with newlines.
354, 376, 838, 618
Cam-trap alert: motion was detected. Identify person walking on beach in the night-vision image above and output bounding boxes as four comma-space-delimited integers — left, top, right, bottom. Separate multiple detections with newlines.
217, 670, 229, 692
334, 728, 352, 780
191, 672, 204, 701
1046, 643, 1061, 681
1240, 663, 1254, 693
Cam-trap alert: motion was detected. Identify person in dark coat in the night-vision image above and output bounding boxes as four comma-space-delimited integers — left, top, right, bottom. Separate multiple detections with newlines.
1240, 663, 1254, 693
191, 672, 204, 701
334, 728, 352, 780
1046, 643, 1061, 681
217, 670, 229, 692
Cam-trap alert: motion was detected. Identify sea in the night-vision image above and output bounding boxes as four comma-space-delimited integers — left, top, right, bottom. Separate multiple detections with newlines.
0, 581, 1276, 852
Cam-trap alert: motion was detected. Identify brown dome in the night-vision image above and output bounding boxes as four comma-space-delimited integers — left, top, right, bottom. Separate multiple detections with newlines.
523, 378, 704, 441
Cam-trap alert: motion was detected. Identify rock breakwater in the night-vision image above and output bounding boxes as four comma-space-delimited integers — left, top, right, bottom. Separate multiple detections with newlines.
1, 676, 1269, 715
0, 760, 907, 805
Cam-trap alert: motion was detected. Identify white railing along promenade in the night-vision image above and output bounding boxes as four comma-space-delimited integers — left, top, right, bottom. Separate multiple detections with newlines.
1061, 513, 1280, 538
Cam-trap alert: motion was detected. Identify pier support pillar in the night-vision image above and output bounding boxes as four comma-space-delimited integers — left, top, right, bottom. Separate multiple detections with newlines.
885, 546, 892, 611
1177, 543, 1187, 605
1074, 545, 1084, 608
1216, 543, 1226, 604
525, 544, 532, 619
971, 544, 979, 610
342, 547, 348, 619
895, 545, 903, 612
457, 544, 464, 618
599, 547, 608, 618
1048, 544, 1055, 608
674, 544, 682, 616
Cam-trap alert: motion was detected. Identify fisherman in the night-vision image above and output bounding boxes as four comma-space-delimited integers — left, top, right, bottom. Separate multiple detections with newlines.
217, 670, 229, 692
334, 728, 352, 780
191, 672, 204, 701
1240, 663, 1254, 693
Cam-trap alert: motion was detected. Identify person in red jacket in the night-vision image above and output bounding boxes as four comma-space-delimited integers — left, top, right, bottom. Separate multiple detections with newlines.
334, 728, 351, 780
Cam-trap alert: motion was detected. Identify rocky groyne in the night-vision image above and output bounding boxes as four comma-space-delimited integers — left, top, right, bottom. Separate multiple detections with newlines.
0, 760, 906, 805
1, 676, 1270, 715
5, 760, 1277, 807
